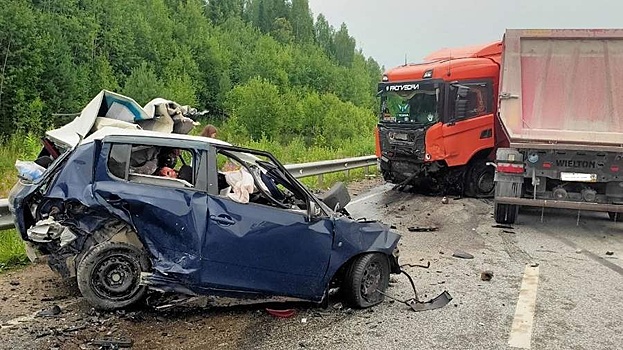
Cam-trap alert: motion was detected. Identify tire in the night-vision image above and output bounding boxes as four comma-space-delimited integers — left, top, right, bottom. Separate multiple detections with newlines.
343, 253, 390, 308
465, 160, 495, 198
77, 241, 150, 310
494, 203, 518, 224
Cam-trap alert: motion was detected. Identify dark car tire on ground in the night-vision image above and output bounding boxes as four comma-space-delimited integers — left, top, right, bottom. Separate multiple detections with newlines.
76, 241, 150, 311
343, 253, 390, 308
494, 203, 518, 225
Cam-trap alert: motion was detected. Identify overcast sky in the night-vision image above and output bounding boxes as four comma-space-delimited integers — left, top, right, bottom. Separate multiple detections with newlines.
307, 0, 623, 69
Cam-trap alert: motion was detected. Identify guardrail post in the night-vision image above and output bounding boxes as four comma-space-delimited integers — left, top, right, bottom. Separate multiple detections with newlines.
318, 174, 324, 188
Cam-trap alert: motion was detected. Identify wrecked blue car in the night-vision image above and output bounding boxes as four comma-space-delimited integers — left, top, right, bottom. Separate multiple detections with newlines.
9, 91, 401, 310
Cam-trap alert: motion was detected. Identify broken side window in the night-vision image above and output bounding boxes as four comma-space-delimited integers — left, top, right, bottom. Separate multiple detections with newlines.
107, 144, 131, 180
106, 143, 197, 188
214, 148, 307, 211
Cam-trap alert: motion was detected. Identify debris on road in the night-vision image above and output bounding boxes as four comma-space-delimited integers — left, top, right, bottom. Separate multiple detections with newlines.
530, 262, 540, 267
36, 304, 61, 317
441, 196, 449, 204
90, 338, 133, 349
266, 308, 296, 318
452, 250, 474, 259
481, 271, 494, 281
63, 324, 88, 333
606, 251, 614, 256
408, 226, 438, 232
9, 280, 20, 286
377, 270, 452, 312
502, 230, 516, 234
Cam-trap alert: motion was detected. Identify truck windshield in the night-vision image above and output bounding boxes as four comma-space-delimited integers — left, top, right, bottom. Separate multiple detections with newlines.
379, 83, 441, 125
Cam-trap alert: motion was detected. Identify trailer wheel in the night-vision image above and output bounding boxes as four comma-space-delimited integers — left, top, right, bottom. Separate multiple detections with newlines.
494, 203, 518, 224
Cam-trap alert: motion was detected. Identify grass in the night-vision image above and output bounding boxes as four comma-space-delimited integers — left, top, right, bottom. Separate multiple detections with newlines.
0, 133, 42, 197
0, 229, 28, 272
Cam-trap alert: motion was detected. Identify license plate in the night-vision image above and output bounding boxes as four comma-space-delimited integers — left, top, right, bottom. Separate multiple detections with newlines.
394, 133, 408, 141
560, 172, 597, 182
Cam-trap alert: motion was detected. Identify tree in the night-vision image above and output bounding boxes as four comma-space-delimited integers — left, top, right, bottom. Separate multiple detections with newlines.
314, 14, 334, 58
225, 77, 285, 140
333, 23, 356, 67
289, 0, 313, 43
207, 0, 244, 24
271, 17, 294, 44
122, 63, 167, 105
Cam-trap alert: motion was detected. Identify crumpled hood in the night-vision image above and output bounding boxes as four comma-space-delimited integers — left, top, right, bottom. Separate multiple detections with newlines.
333, 216, 400, 256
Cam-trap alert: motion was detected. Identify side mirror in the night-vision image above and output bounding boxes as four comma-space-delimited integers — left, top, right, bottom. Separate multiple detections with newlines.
307, 201, 322, 221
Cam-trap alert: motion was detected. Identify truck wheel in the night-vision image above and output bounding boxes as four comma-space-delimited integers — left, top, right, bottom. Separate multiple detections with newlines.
465, 160, 495, 198
77, 242, 150, 310
494, 203, 518, 224
343, 253, 390, 308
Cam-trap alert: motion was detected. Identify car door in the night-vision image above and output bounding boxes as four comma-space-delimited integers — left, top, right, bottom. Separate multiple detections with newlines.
200, 146, 333, 301
93, 139, 209, 281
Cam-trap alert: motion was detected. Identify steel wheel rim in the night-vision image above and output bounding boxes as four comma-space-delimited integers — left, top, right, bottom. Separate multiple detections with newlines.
360, 261, 382, 302
91, 252, 141, 302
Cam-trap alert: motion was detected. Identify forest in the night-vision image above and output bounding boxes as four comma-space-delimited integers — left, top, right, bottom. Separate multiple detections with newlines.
0, 0, 382, 150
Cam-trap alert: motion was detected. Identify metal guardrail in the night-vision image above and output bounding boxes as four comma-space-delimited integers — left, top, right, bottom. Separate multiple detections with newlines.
0, 198, 12, 231
285, 155, 377, 180
0, 155, 377, 231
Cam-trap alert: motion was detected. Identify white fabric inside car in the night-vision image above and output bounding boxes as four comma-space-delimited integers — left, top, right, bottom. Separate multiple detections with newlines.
223, 169, 255, 203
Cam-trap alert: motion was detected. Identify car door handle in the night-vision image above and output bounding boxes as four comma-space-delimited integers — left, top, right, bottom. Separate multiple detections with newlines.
210, 214, 235, 226
104, 194, 123, 205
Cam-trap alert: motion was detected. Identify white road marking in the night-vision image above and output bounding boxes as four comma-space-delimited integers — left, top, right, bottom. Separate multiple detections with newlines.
508, 265, 540, 349
347, 189, 388, 207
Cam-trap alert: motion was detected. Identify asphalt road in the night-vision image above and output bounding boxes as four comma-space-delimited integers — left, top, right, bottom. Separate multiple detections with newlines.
1, 182, 622, 349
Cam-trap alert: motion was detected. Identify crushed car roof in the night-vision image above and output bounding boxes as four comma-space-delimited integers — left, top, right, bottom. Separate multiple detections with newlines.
83, 127, 231, 146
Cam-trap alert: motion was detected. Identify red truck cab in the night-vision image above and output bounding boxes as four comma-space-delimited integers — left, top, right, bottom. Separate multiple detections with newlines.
376, 41, 505, 196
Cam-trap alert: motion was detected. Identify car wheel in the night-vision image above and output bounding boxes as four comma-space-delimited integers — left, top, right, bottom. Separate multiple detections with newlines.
344, 253, 390, 308
77, 242, 150, 310
494, 203, 518, 224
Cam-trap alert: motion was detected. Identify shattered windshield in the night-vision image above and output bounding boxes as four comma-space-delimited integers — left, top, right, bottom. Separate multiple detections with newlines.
379, 83, 441, 125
